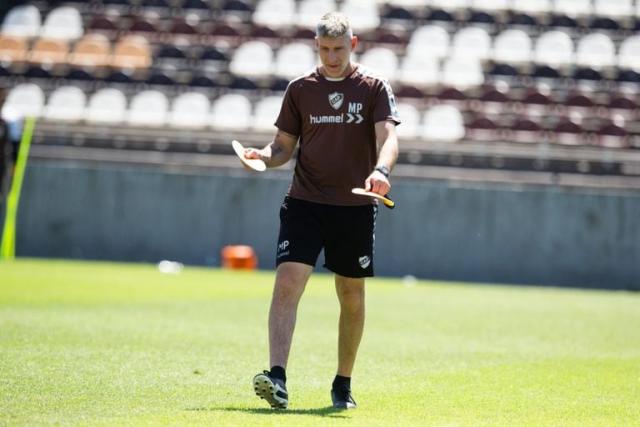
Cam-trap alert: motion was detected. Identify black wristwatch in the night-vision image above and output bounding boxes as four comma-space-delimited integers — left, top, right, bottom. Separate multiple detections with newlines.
374, 166, 390, 178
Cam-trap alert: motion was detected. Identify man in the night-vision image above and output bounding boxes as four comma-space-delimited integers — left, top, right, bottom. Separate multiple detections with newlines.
240, 12, 400, 410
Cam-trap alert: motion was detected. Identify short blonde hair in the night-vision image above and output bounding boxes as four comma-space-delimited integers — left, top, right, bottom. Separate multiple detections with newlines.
316, 12, 353, 38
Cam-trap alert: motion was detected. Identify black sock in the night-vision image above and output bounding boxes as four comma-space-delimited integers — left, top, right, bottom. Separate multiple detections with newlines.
270, 365, 286, 383
332, 374, 351, 391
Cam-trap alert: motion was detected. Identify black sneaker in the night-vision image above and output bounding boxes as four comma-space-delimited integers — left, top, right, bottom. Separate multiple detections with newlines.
253, 370, 288, 409
331, 387, 357, 409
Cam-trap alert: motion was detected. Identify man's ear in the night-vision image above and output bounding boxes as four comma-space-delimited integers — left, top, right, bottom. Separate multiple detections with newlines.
351, 36, 358, 50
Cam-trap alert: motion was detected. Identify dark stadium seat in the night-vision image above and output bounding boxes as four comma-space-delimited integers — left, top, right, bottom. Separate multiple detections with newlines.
466, 116, 500, 141
128, 16, 160, 34
182, 0, 210, 11
616, 69, 640, 83
509, 13, 538, 27
589, 17, 621, 31
509, 118, 544, 143
549, 14, 578, 28
169, 18, 199, 35
564, 93, 596, 114
381, 6, 416, 22
88, 15, 119, 33
270, 78, 289, 92
573, 67, 603, 81
468, 11, 496, 25
597, 121, 629, 148
553, 119, 586, 145
188, 74, 218, 88
427, 9, 454, 23
489, 63, 519, 77
157, 44, 188, 61
146, 70, 175, 86
532, 65, 561, 79
608, 95, 638, 117
23, 65, 52, 79
209, 23, 242, 39
229, 76, 259, 91
394, 85, 425, 99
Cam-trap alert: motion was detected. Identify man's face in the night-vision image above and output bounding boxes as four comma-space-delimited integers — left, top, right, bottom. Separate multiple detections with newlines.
316, 34, 358, 78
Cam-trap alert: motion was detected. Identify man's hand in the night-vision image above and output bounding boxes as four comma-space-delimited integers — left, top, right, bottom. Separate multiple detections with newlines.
364, 169, 390, 195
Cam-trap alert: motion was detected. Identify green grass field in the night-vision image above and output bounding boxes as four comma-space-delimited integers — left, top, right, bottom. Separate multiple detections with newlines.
1, 259, 639, 426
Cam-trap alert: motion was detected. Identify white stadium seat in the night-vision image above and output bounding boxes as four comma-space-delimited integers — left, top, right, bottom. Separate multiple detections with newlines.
359, 47, 399, 80
340, 0, 380, 33
169, 92, 211, 129
1, 83, 45, 121
297, 0, 337, 28
229, 41, 274, 78
407, 25, 449, 59
534, 31, 574, 67
43, 86, 86, 122
575, 33, 616, 69
85, 88, 127, 124
421, 105, 465, 142
253, 0, 296, 29
1, 5, 41, 38
511, 0, 552, 13
493, 29, 533, 64
127, 91, 169, 127
594, 0, 633, 18
398, 55, 440, 87
441, 57, 484, 89
470, 0, 511, 11
429, 0, 471, 11
553, 0, 592, 17
275, 42, 316, 80
395, 103, 421, 139
451, 27, 491, 61
211, 94, 252, 130
618, 35, 640, 71
40, 6, 83, 40
253, 96, 283, 131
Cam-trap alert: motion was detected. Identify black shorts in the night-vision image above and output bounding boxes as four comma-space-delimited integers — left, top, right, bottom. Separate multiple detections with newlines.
275, 196, 378, 278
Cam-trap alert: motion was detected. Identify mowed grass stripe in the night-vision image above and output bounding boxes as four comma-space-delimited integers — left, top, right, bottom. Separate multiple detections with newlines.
1, 259, 638, 426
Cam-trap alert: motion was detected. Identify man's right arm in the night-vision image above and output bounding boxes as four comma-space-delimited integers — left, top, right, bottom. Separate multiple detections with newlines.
244, 129, 298, 168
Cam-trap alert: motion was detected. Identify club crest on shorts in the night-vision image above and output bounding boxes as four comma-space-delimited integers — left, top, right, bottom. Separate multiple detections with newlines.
328, 92, 344, 110
359, 256, 371, 269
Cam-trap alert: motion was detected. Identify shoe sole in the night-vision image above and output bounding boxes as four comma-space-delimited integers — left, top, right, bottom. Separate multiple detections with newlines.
253, 374, 288, 409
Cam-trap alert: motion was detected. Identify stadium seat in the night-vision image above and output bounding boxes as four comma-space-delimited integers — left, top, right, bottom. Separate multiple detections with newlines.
575, 33, 616, 69
128, 16, 160, 35
210, 93, 252, 130
253, 0, 296, 29
111, 35, 152, 70
168, 92, 211, 128
85, 88, 128, 124
466, 116, 499, 141
564, 92, 595, 113
470, 0, 510, 11
608, 94, 638, 119
395, 102, 421, 139
451, 27, 491, 61
441, 57, 485, 89
359, 47, 399, 79
429, 0, 471, 12
29, 38, 70, 66
511, 0, 552, 14
69, 33, 112, 68
40, 6, 84, 40
492, 29, 532, 64
229, 41, 274, 78
406, 25, 449, 59
597, 121, 628, 148
43, 86, 86, 122
421, 105, 465, 141
274, 42, 315, 80
127, 90, 169, 127
0, 35, 29, 63
509, 118, 543, 144
297, 0, 338, 28
593, 0, 633, 18
169, 17, 199, 35
398, 55, 440, 87
553, 119, 585, 145
253, 95, 283, 131
1, 5, 41, 38
618, 35, 640, 71
553, 0, 592, 17
534, 31, 574, 67
1, 83, 45, 121
340, 0, 380, 33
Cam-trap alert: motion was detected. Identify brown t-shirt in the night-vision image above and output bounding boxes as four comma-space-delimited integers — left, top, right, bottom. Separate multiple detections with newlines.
275, 65, 401, 206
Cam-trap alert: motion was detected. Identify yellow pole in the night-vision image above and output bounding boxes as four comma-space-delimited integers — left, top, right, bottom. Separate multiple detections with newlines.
1, 117, 36, 260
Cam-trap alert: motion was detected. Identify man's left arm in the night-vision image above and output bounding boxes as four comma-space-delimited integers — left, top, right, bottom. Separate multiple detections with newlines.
365, 120, 399, 195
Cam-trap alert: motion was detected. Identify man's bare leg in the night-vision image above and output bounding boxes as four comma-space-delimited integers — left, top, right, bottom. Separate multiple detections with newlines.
335, 274, 366, 377
269, 262, 314, 369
